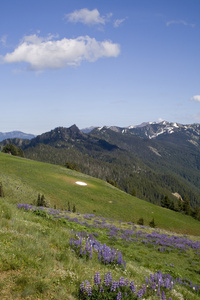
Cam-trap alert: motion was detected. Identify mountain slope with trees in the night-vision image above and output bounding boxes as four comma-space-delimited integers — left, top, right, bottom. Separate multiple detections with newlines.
1, 122, 200, 216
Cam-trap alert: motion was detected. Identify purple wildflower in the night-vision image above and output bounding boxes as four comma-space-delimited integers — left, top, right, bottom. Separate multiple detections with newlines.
161, 290, 166, 300
111, 281, 118, 292
85, 280, 92, 296
94, 272, 101, 286
130, 281, 135, 293
137, 289, 144, 299
80, 281, 85, 293
119, 277, 124, 287
124, 278, 129, 286
117, 291, 122, 300
104, 271, 112, 287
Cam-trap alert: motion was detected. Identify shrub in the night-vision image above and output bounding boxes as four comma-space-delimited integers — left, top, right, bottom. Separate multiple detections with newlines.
2, 143, 24, 157
137, 217, 144, 225
149, 218, 156, 228
36, 194, 50, 207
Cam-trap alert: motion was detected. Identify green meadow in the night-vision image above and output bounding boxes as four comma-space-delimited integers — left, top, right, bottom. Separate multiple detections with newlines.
0, 153, 199, 235
0, 152, 200, 299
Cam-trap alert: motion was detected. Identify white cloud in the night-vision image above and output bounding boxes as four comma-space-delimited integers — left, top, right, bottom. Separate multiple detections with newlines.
190, 95, 200, 102
65, 8, 112, 26
113, 18, 127, 28
2, 34, 120, 71
166, 20, 195, 27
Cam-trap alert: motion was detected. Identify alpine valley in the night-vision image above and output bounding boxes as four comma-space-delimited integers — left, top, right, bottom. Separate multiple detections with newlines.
1, 120, 200, 214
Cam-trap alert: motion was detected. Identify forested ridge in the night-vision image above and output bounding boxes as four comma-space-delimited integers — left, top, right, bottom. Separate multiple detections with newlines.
1, 123, 200, 219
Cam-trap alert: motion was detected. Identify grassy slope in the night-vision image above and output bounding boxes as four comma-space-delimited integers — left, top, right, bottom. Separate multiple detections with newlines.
0, 153, 200, 299
0, 152, 200, 236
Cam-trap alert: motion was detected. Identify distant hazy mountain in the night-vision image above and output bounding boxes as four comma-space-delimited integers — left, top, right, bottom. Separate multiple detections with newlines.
0, 131, 35, 142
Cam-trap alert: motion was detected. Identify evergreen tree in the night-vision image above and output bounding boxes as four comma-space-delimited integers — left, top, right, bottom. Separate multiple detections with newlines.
183, 195, 191, 215
161, 195, 170, 209
149, 218, 156, 228
36, 193, 41, 206
137, 217, 144, 225
72, 204, 76, 213
36, 194, 49, 207
178, 198, 183, 212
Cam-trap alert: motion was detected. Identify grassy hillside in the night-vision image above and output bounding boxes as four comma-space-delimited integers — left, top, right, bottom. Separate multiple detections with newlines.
0, 152, 200, 299
0, 152, 200, 236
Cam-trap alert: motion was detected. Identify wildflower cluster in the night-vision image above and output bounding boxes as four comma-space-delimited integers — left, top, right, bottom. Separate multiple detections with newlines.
70, 232, 93, 260
79, 271, 200, 299
144, 271, 200, 297
17, 203, 200, 298
79, 271, 137, 299
17, 203, 200, 257
70, 231, 126, 268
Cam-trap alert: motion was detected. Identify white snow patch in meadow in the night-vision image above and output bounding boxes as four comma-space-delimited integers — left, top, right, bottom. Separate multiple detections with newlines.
76, 181, 87, 186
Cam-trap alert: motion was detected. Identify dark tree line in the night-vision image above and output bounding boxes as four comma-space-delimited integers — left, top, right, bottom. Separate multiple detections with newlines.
1, 144, 24, 157
161, 195, 200, 221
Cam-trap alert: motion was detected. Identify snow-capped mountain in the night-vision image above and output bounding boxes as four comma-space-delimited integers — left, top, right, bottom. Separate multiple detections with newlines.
94, 121, 200, 140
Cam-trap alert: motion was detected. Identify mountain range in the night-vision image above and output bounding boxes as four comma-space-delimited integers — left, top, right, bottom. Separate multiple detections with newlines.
1, 121, 200, 209
0, 130, 35, 142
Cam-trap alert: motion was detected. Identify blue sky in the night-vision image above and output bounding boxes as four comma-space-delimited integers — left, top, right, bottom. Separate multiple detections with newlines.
0, 0, 199, 134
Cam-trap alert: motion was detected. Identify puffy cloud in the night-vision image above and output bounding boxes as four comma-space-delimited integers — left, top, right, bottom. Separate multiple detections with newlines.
65, 8, 112, 26
190, 95, 200, 102
166, 20, 195, 27
2, 34, 120, 71
113, 18, 127, 28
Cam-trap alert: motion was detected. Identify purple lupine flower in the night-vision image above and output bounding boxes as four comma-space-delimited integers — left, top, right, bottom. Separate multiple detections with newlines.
117, 251, 123, 265
94, 272, 101, 286
161, 290, 166, 300
104, 271, 112, 286
119, 277, 124, 287
142, 284, 146, 294
117, 291, 122, 300
85, 280, 92, 296
80, 281, 85, 293
151, 282, 156, 290
164, 278, 170, 289
111, 281, 118, 292
130, 281, 135, 293
79, 245, 83, 256
157, 287, 161, 296
124, 278, 129, 286
137, 289, 144, 299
